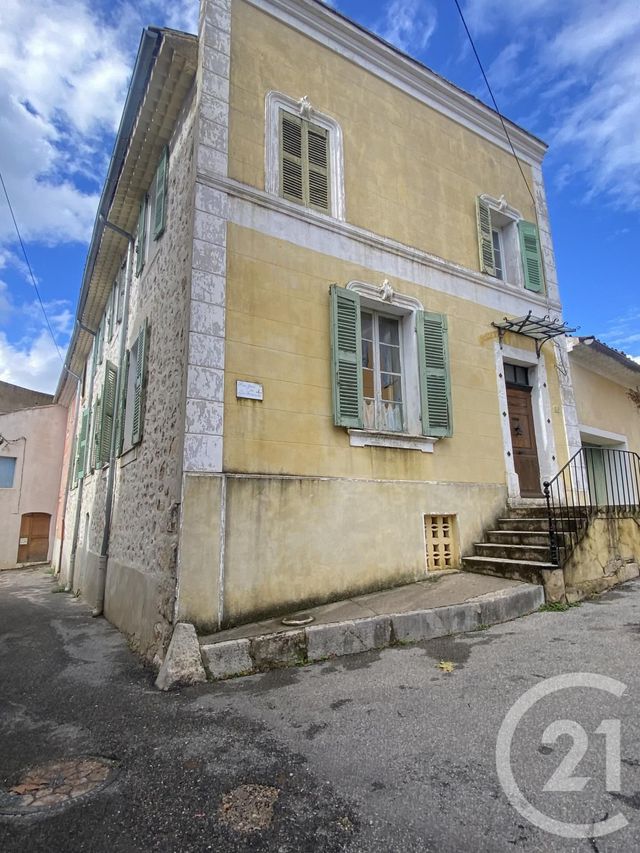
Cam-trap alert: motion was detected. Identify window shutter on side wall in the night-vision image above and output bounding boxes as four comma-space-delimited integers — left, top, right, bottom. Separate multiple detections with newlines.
153, 146, 168, 239
476, 196, 495, 275
115, 349, 129, 456
75, 409, 89, 481
417, 311, 452, 438
518, 221, 544, 292
98, 361, 117, 466
136, 198, 147, 275
132, 322, 148, 446
330, 285, 363, 428
92, 397, 102, 470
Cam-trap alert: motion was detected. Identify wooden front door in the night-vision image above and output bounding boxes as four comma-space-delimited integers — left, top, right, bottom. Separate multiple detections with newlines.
506, 386, 542, 497
17, 513, 51, 563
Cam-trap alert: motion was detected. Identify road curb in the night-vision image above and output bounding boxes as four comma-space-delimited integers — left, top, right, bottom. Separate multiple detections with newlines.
200, 583, 545, 681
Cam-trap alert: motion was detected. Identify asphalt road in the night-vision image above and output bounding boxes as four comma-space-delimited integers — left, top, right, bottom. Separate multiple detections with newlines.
2, 568, 640, 852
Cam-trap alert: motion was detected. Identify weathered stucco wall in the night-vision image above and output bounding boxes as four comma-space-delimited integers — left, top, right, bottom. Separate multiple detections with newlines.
563, 513, 640, 598
570, 361, 640, 453
228, 0, 537, 274
176, 471, 507, 630
222, 225, 568, 482
0, 405, 67, 570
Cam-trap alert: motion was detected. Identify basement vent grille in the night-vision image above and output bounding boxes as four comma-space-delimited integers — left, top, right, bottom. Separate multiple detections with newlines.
424, 514, 458, 571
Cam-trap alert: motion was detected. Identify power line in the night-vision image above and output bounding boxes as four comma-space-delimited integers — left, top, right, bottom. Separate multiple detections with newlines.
0, 167, 64, 362
451, 0, 539, 210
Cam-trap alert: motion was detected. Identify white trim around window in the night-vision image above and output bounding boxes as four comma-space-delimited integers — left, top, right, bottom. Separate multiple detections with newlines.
265, 91, 346, 220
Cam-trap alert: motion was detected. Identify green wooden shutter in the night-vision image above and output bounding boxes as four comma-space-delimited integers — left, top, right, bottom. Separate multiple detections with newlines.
98, 361, 117, 466
92, 397, 102, 470
280, 111, 304, 204
115, 349, 129, 457
417, 311, 452, 438
476, 196, 495, 275
136, 198, 147, 275
107, 286, 114, 342
153, 146, 168, 239
307, 122, 330, 213
132, 322, 148, 446
518, 221, 543, 292
330, 285, 363, 428
75, 409, 89, 481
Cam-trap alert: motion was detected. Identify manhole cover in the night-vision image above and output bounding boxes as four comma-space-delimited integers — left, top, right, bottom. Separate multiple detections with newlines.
0, 756, 119, 815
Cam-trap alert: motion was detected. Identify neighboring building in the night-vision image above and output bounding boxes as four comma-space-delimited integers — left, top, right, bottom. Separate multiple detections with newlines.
568, 336, 640, 477
0, 383, 67, 570
0, 380, 54, 414
54, 0, 584, 660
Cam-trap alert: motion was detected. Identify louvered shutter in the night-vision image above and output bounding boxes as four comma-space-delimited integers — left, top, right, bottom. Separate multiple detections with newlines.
92, 397, 102, 470
518, 221, 543, 292
98, 361, 117, 466
136, 198, 147, 275
75, 409, 89, 481
115, 350, 129, 457
132, 322, 147, 446
280, 111, 304, 204
307, 122, 330, 213
330, 285, 363, 428
476, 197, 495, 275
417, 311, 452, 438
153, 146, 168, 239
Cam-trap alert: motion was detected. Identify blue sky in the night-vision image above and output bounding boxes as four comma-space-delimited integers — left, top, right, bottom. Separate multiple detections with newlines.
0, 0, 638, 393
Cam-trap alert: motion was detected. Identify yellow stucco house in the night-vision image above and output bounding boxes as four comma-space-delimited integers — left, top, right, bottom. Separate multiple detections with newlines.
52, 0, 638, 659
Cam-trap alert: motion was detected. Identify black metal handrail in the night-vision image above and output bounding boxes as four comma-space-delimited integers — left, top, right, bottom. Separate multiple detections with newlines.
543, 448, 640, 566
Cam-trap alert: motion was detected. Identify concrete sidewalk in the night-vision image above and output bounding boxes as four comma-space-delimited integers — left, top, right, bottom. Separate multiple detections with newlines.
200, 572, 544, 680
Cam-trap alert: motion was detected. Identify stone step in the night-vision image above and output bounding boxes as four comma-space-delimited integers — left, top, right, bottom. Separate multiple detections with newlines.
462, 555, 556, 584
496, 517, 550, 531
474, 543, 552, 562
505, 504, 548, 519
485, 530, 552, 547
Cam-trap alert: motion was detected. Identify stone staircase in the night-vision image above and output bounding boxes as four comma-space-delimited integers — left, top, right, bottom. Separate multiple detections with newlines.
462, 503, 567, 585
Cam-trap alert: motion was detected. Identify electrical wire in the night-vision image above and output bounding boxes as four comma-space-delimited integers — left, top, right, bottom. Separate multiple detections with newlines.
0, 167, 64, 362
451, 0, 550, 303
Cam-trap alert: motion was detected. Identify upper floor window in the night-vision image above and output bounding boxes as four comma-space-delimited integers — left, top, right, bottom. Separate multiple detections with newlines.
136, 147, 168, 275
265, 92, 345, 220
476, 195, 543, 293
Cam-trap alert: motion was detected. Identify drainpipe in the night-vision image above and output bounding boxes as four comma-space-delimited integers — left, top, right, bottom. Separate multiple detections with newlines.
66, 333, 97, 593
55, 369, 82, 576
93, 218, 135, 617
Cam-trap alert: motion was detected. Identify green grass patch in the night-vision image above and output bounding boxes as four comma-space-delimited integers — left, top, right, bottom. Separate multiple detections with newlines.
539, 601, 581, 612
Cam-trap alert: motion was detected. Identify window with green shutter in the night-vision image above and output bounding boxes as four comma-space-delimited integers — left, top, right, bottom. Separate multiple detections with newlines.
135, 198, 147, 275
476, 196, 496, 275
330, 288, 453, 440
131, 321, 147, 446
153, 146, 168, 239
75, 409, 89, 482
280, 110, 330, 214
91, 396, 101, 471
518, 220, 544, 292
115, 350, 129, 457
95, 361, 117, 467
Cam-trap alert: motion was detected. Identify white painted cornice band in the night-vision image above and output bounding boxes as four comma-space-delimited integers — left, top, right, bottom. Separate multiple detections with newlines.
244, 0, 547, 166
197, 170, 563, 316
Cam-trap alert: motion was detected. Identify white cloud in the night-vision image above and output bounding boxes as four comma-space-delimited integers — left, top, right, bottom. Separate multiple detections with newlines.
598, 309, 640, 359
460, 0, 640, 211
0, 330, 66, 394
375, 0, 438, 54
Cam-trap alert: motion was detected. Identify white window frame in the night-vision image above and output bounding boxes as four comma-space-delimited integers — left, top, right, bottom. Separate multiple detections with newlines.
265, 91, 346, 221
361, 308, 406, 433
480, 194, 524, 288
346, 280, 435, 453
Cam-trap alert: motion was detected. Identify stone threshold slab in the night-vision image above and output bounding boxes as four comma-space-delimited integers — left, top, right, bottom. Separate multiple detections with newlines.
200, 582, 545, 681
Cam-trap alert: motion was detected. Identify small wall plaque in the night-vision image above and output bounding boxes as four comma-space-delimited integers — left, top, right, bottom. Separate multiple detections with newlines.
236, 380, 263, 401
19, 537, 28, 545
